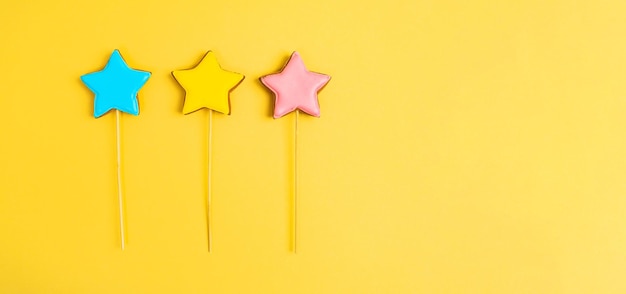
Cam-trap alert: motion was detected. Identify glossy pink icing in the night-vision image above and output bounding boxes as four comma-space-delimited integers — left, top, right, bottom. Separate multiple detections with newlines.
261, 52, 331, 118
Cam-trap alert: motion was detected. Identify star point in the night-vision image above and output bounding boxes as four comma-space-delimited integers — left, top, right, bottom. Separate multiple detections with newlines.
81, 49, 151, 118
261, 51, 331, 119
172, 51, 245, 115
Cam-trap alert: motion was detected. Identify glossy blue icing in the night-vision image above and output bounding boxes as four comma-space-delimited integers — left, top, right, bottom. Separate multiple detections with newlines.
81, 49, 151, 118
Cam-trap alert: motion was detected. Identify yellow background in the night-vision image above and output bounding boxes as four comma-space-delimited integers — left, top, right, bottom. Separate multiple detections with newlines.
2, 0, 626, 293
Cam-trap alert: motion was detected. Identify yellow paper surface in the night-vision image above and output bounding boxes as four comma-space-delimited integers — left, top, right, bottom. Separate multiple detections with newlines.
2, 0, 626, 293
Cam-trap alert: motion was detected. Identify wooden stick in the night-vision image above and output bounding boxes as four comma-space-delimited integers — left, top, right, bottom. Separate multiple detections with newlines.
293, 110, 299, 253
116, 110, 126, 250
207, 109, 213, 252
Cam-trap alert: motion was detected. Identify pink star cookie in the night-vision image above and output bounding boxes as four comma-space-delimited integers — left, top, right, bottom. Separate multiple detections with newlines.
261, 52, 331, 118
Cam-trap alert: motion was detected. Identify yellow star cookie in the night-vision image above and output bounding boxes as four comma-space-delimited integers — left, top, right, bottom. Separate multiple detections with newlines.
172, 51, 244, 115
